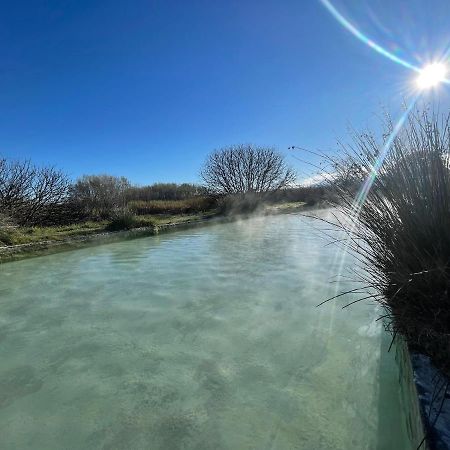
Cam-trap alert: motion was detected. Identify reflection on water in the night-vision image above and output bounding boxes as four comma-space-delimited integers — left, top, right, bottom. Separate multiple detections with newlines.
0, 211, 408, 449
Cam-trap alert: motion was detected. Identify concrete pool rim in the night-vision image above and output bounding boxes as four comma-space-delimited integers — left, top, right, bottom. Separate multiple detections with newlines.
397, 339, 450, 450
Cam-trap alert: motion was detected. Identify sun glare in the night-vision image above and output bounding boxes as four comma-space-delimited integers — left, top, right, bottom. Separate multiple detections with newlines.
416, 63, 447, 89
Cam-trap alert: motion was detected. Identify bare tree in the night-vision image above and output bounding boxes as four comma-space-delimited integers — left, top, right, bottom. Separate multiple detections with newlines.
27, 166, 72, 224
201, 144, 296, 195
72, 174, 131, 218
0, 158, 35, 211
0, 158, 71, 225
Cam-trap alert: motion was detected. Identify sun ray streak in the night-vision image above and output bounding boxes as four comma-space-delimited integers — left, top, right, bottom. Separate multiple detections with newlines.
354, 94, 420, 211
315, 0, 450, 319
330, 93, 421, 308
319, 0, 420, 72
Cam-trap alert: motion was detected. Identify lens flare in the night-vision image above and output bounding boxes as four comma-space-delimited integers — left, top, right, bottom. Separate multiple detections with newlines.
331, 95, 420, 304
319, 0, 419, 72
416, 63, 448, 89
317, 0, 450, 297
354, 96, 420, 210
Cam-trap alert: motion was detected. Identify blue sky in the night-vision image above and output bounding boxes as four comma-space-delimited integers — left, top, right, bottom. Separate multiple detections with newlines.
1, 0, 450, 184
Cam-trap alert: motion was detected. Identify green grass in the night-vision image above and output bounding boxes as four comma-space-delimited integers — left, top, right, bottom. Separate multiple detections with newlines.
0, 222, 108, 246
0, 212, 218, 247
149, 211, 217, 225
0, 200, 306, 249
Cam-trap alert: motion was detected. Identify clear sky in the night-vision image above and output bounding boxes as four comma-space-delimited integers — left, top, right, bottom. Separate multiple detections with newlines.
1, 0, 450, 185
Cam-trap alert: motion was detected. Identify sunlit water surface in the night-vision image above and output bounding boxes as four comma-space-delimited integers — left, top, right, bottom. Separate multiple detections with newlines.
0, 212, 409, 449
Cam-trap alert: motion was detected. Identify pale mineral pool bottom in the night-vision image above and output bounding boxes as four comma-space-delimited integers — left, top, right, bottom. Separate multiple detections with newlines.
0, 211, 409, 449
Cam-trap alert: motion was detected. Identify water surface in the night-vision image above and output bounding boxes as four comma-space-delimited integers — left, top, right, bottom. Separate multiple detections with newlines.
0, 212, 408, 449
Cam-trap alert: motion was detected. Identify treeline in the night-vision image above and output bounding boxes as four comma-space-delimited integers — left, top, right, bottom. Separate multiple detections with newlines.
126, 183, 207, 201
0, 160, 213, 227
0, 158, 73, 226
266, 186, 327, 206
0, 145, 329, 229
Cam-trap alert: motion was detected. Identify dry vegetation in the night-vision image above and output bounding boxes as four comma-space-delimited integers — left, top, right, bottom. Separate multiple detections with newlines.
128, 197, 217, 215
0, 145, 315, 247
319, 109, 450, 376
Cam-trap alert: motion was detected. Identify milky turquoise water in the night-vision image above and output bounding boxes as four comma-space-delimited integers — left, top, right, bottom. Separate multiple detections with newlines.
0, 211, 409, 449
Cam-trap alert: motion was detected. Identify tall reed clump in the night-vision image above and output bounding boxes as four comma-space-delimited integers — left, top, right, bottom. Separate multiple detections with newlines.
322, 110, 450, 376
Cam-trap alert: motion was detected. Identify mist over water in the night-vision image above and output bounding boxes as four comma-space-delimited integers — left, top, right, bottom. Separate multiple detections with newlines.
0, 211, 408, 449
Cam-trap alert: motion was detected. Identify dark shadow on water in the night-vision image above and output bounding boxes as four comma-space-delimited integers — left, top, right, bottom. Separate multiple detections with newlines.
376, 331, 410, 450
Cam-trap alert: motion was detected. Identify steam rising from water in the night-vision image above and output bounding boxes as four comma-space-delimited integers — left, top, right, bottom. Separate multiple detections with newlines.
0, 213, 408, 449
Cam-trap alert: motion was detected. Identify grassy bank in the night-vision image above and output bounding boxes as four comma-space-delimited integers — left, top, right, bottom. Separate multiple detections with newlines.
0, 201, 307, 262
0, 213, 217, 247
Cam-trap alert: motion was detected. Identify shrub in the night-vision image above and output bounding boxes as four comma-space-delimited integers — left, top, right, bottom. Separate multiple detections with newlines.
106, 211, 139, 231
0, 158, 71, 226
0, 214, 19, 245
126, 183, 207, 201
0, 213, 14, 228
320, 109, 450, 376
105, 211, 159, 231
72, 174, 130, 219
216, 193, 262, 215
267, 186, 326, 203
0, 229, 15, 246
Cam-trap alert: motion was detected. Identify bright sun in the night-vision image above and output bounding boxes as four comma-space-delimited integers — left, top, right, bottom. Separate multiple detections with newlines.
416, 63, 447, 89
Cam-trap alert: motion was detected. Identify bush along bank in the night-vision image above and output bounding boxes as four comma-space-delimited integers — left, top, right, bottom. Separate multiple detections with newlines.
314, 110, 450, 448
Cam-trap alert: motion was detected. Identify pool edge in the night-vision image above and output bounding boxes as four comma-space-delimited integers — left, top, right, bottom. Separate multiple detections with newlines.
396, 338, 450, 450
